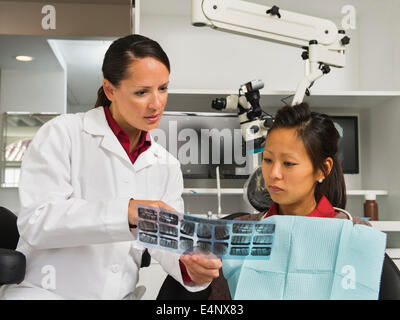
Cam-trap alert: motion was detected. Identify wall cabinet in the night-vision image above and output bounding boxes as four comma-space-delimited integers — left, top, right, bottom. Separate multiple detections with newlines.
0, 112, 58, 187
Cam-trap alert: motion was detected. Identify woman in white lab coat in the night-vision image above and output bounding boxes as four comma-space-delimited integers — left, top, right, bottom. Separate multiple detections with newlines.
0, 34, 221, 300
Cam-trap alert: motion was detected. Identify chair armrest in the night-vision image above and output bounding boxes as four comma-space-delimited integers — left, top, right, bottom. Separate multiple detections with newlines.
0, 248, 26, 285
379, 253, 400, 300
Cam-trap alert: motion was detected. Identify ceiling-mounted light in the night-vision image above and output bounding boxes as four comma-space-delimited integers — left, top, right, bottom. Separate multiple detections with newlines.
15, 55, 34, 62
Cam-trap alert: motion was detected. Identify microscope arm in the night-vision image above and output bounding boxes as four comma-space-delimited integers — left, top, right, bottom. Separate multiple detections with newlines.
292, 69, 324, 105
192, 0, 349, 105
192, 0, 339, 47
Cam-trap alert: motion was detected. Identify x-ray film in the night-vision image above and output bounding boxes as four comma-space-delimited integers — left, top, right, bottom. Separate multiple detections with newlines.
137, 205, 275, 260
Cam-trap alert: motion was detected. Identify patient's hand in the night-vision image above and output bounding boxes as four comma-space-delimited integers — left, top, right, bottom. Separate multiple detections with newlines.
335, 212, 372, 226
179, 252, 222, 285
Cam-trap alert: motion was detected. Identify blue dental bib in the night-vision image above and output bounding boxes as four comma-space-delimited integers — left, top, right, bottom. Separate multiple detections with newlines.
223, 215, 386, 300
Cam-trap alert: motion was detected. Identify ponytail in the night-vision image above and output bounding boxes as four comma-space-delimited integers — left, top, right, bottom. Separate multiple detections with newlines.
94, 86, 110, 108
315, 157, 346, 209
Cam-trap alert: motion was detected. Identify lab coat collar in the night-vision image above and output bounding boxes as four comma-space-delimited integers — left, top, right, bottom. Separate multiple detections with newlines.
83, 107, 160, 171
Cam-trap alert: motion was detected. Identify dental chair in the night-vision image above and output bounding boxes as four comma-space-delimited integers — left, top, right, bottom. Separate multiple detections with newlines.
0, 206, 26, 287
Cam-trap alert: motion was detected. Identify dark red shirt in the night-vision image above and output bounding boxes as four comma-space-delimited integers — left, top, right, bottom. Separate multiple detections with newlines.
104, 106, 191, 282
104, 106, 151, 163
264, 195, 338, 219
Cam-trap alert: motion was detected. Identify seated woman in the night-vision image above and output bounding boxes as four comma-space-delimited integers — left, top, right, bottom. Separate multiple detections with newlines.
209, 102, 369, 299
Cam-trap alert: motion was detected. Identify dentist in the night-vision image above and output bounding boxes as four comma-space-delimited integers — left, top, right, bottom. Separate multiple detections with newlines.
0, 34, 221, 300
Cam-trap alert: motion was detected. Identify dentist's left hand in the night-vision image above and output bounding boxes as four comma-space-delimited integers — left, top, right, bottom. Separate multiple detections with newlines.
127, 199, 176, 227
179, 253, 222, 285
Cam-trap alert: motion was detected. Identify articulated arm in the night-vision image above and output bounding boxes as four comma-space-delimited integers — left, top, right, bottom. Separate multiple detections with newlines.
192, 0, 350, 105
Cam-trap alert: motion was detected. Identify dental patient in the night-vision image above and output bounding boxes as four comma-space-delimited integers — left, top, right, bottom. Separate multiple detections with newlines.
209, 102, 372, 299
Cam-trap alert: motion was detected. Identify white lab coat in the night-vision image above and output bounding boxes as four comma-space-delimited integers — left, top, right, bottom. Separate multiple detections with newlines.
0, 107, 208, 300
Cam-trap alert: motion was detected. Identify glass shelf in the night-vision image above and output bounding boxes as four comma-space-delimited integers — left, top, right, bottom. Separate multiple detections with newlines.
0, 112, 59, 188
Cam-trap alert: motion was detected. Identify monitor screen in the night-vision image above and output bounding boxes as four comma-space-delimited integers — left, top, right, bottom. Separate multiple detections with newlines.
151, 112, 360, 178
151, 112, 250, 179
330, 116, 359, 174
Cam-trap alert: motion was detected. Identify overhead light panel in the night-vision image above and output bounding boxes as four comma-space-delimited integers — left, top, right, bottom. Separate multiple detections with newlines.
15, 55, 34, 62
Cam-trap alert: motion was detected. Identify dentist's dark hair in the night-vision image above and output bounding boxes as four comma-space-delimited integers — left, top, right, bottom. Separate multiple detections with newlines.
267, 103, 346, 209
95, 34, 170, 108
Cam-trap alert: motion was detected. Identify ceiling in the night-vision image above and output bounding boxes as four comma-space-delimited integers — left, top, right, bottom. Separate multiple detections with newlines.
0, 34, 115, 109
50, 39, 114, 107
0, 35, 63, 72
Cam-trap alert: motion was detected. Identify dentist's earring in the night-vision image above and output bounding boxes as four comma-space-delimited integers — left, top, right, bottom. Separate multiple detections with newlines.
318, 178, 324, 184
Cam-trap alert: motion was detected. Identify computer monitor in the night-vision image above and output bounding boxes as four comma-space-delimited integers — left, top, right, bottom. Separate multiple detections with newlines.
330, 115, 359, 174
151, 112, 250, 179
151, 112, 360, 178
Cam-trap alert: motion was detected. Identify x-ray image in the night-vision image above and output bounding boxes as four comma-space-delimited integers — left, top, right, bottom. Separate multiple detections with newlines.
214, 242, 229, 256
138, 220, 158, 233
215, 225, 230, 240
180, 237, 194, 251
136, 204, 275, 260
230, 247, 250, 256
197, 223, 212, 239
159, 211, 179, 225
139, 232, 158, 245
159, 224, 178, 237
255, 223, 275, 234
197, 241, 212, 252
232, 235, 251, 245
160, 237, 178, 249
233, 223, 253, 234
138, 207, 157, 221
251, 247, 271, 256
253, 235, 273, 245
180, 221, 195, 236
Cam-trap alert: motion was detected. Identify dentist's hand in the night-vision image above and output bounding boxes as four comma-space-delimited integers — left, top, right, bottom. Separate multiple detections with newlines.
179, 252, 222, 285
128, 199, 176, 227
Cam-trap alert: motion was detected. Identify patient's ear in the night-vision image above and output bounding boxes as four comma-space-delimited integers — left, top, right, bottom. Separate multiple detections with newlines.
316, 157, 333, 182
324, 157, 333, 176
323, 157, 334, 177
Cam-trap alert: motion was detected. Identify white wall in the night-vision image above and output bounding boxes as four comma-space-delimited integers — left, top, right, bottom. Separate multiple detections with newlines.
394, 1, 400, 90
0, 69, 66, 114
140, 14, 360, 92
357, 0, 400, 91
0, 188, 19, 214
0, 67, 66, 214
363, 97, 400, 221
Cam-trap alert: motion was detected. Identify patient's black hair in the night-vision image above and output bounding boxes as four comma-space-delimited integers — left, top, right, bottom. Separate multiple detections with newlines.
268, 103, 346, 209
94, 34, 170, 108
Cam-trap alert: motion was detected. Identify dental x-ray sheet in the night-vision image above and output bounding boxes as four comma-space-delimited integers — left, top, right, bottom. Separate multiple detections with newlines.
137, 205, 276, 260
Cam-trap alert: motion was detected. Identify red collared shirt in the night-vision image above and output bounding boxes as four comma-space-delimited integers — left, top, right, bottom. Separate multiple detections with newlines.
104, 106, 191, 282
104, 106, 151, 163
264, 195, 338, 218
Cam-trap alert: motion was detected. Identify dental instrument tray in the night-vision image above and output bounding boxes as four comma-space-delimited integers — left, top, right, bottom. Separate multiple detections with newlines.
136, 205, 276, 260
